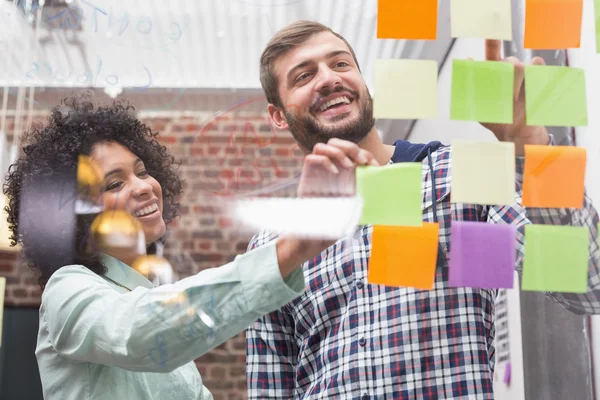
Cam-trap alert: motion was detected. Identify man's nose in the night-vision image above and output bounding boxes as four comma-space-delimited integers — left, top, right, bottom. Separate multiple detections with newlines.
314, 65, 342, 94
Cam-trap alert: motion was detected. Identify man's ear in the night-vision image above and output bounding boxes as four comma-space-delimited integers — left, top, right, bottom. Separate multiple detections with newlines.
267, 104, 289, 130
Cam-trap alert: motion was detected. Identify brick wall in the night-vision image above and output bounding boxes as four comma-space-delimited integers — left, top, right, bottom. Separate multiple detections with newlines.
0, 108, 303, 400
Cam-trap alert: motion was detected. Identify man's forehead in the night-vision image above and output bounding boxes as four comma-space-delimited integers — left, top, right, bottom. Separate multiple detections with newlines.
274, 32, 350, 76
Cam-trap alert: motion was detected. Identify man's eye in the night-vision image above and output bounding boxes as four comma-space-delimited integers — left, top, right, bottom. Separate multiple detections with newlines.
297, 72, 311, 82
336, 62, 349, 68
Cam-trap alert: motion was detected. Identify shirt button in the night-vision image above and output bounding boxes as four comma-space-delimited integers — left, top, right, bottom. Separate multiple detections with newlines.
362, 394, 370, 400
359, 337, 366, 346
356, 280, 364, 289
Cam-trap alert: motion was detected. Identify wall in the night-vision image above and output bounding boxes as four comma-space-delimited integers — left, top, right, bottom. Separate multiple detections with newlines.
567, 0, 600, 398
0, 103, 303, 400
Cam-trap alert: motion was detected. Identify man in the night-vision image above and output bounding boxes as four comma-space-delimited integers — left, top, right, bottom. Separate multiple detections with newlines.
245, 20, 600, 399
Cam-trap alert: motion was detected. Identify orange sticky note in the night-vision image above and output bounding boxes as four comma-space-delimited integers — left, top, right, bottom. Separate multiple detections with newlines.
368, 223, 439, 290
524, 0, 583, 49
522, 145, 586, 208
377, 0, 438, 40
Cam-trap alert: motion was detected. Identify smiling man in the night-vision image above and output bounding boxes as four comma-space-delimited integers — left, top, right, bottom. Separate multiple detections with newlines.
245, 20, 600, 399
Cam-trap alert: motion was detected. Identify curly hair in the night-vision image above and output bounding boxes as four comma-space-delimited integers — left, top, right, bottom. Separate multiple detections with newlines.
2, 93, 184, 289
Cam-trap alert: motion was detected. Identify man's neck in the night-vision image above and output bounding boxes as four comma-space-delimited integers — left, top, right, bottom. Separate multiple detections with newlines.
357, 127, 396, 166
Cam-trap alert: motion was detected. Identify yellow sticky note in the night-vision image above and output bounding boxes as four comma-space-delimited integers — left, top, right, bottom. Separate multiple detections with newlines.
368, 224, 439, 290
374, 59, 438, 120
0, 277, 5, 347
451, 0, 513, 40
451, 140, 516, 205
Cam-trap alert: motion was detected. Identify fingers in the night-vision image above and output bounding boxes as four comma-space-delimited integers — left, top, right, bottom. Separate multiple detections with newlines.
485, 39, 503, 61
321, 138, 379, 166
313, 142, 354, 169
304, 154, 339, 175
531, 56, 546, 66
504, 56, 525, 102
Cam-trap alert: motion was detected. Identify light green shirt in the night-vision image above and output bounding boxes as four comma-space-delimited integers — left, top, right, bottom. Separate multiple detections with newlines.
35, 239, 305, 399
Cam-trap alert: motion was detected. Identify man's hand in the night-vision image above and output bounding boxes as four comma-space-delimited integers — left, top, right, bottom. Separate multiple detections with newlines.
297, 138, 379, 197
478, 39, 550, 156
277, 139, 379, 278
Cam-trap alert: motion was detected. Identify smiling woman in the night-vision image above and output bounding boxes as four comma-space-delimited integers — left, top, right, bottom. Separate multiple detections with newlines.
1, 92, 339, 399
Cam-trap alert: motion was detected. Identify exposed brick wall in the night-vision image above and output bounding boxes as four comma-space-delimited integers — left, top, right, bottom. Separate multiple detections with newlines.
0, 108, 304, 399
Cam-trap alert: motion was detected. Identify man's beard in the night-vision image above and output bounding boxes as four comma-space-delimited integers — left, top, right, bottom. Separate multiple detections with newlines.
283, 87, 375, 152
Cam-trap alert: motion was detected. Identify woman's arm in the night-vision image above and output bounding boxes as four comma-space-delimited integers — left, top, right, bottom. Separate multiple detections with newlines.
41, 239, 305, 373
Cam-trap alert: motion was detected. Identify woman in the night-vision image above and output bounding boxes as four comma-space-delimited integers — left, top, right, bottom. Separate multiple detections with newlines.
2, 95, 371, 399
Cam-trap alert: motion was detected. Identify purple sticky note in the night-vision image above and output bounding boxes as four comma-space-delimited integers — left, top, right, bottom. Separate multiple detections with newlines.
449, 221, 516, 288
504, 362, 511, 385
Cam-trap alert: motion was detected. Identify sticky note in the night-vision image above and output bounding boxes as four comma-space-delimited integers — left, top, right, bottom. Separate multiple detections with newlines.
449, 221, 516, 288
524, 65, 588, 127
524, 0, 583, 49
368, 223, 439, 289
377, 0, 438, 40
450, 0, 512, 40
451, 140, 516, 205
522, 145, 586, 208
596, 0, 600, 53
0, 277, 4, 347
356, 163, 422, 226
522, 224, 589, 292
504, 363, 512, 385
374, 59, 438, 120
450, 60, 514, 124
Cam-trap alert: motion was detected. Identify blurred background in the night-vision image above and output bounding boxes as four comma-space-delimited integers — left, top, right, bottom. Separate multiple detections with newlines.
0, 0, 599, 399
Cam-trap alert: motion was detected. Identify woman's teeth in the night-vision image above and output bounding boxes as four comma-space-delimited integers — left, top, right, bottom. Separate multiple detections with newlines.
135, 203, 158, 217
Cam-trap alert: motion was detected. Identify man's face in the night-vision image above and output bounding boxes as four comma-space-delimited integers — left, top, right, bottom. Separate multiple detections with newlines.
270, 31, 375, 152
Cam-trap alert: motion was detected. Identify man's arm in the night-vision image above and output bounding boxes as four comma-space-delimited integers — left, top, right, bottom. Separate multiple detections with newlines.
245, 230, 299, 399
487, 135, 600, 315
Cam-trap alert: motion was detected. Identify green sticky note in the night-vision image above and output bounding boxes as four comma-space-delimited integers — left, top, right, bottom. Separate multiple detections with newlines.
596, 0, 600, 54
524, 65, 588, 127
451, 140, 516, 205
451, 60, 514, 124
522, 225, 589, 293
356, 163, 422, 226
374, 59, 438, 120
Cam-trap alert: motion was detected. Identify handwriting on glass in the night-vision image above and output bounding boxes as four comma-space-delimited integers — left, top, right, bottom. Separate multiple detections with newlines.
20, 0, 183, 42
25, 56, 152, 89
198, 97, 303, 197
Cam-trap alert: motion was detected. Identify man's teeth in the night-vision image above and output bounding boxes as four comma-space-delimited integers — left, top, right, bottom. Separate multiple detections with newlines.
135, 203, 158, 217
319, 96, 351, 112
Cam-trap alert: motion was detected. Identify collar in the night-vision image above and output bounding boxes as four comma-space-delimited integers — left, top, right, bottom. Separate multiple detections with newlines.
100, 253, 155, 290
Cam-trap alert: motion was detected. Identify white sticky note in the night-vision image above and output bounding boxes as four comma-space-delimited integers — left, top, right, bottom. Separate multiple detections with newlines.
451, 0, 513, 40
0, 277, 5, 347
451, 140, 516, 205
374, 59, 438, 120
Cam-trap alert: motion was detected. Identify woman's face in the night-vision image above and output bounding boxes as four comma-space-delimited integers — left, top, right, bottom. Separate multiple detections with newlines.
90, 141, 166, 245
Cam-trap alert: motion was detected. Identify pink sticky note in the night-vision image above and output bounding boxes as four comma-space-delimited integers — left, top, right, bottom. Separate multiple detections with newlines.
449, 221, 516, 288
504, 362, 511, 385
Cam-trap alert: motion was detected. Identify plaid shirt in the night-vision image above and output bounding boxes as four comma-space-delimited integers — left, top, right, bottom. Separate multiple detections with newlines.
245, 135, 600, 399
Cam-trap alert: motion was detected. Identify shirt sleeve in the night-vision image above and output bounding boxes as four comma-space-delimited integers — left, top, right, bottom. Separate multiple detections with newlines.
40, 239, 306, 373
486, 134, 600, 315
245, 231, 300, 399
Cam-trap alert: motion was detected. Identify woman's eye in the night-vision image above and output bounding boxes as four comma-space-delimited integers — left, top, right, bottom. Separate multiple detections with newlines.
106, 182, 122, 191
138, 170, 149, 177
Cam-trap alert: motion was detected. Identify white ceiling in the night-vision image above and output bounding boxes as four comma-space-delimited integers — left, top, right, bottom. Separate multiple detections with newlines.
0, 0, 454, 142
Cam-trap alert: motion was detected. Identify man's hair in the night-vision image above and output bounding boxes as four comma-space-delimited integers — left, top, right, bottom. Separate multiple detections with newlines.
259, 20, 361, 109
